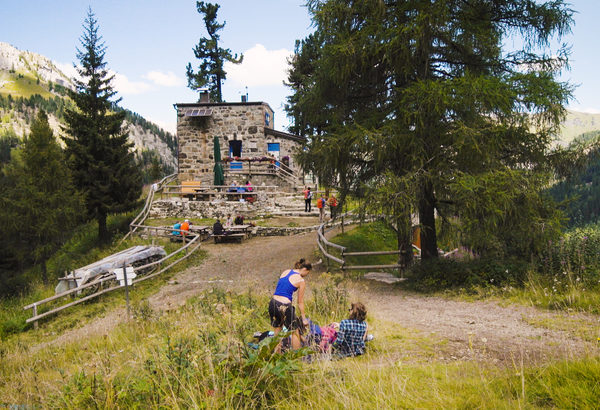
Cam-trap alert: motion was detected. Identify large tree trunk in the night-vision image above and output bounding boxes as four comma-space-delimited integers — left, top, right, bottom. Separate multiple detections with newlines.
98, 211, 109, 243
419, 180, 438, 260
396, 214, 413, 268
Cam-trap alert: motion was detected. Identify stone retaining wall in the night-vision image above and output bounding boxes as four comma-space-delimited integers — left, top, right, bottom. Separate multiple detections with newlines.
149, 197, 277, 219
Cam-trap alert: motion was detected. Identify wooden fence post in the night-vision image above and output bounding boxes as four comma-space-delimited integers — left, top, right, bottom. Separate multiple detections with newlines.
33, 303, 38, 329
123, 262, 131, 320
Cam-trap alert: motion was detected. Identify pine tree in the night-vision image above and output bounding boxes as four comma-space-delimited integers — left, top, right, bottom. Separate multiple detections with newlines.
62, 9, 142, 243
186, 1, 243, 102
0, 111, 83, 283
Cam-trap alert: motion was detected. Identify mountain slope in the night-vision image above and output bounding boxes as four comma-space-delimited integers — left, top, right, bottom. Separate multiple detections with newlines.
0, 42, 175, 170
559, 110, 600, 145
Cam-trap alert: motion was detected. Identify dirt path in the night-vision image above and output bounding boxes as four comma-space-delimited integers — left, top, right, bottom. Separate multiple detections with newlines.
37, 229, 599, 363
148, 231, 321, 308
353, 282, 598, 364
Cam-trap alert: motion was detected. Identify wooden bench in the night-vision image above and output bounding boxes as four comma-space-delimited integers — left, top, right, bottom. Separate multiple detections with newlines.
213, 233, 246, 244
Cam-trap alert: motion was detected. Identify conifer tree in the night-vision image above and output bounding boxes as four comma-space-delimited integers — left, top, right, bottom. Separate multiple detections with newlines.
288, 0, 575, 260
63, 9, 142, 242
0, 111, 82, 283
186, 1, 243, 102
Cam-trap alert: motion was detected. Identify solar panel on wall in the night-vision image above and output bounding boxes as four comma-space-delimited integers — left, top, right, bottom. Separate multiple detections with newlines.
184, 109, 213, 117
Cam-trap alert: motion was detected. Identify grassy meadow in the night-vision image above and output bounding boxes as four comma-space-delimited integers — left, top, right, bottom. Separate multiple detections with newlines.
0, 71, 54, 99
2, 281, 599, 408
1, 220, 600, 407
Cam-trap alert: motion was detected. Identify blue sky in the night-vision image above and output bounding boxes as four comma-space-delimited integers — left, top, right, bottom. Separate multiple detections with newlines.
0, 1, 598, 134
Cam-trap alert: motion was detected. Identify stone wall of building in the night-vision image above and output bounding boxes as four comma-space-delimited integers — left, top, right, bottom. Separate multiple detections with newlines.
176, 102, 303, 185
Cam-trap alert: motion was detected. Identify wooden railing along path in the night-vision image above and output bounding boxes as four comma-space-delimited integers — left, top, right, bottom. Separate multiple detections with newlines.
23, 233, 201, 326
23, 174, 206, 327
316, 219, 404, 272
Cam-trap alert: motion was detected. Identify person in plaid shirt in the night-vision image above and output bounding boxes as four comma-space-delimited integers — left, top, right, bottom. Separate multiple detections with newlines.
333, 302, 368, 357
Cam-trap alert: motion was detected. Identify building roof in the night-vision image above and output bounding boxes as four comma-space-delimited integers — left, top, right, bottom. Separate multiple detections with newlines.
175, 101, 275, 113
265, 127, 305, 143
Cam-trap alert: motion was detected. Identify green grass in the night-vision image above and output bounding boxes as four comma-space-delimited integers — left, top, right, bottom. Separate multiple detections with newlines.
328, 220, 399, 270
0, 71, 53, 98
0, 212, 206, 342
2, 281, 599, 407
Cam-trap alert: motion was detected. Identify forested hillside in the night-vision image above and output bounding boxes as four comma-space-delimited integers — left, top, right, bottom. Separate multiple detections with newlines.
549, 130, 600, 226
0, 42, 176, 181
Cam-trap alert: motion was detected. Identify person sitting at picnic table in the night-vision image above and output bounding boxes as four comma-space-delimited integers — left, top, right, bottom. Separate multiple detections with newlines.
234, 214, 244, 225
172, 221, 181, 236
245, 180, 253, 192
332, 302, 368, 357
213, 219, 226, 236
180, 219, 190, 236
228, 181, 238, 192
225, 213, 234, 228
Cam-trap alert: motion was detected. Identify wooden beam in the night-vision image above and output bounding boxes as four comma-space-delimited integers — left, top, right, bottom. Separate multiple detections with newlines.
342, 264, 403, 270
343, 250, 402, 256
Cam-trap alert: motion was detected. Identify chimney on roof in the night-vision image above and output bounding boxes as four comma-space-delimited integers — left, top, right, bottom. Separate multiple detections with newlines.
199, 88, 210, 103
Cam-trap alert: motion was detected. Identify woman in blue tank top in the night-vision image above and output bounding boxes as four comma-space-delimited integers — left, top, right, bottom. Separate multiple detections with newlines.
269, 258, 312, 350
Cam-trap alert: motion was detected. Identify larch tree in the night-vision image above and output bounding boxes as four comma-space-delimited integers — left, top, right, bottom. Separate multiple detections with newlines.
62, 9, 142, 243
287, 0, 575, 261
186, 1, 243, 102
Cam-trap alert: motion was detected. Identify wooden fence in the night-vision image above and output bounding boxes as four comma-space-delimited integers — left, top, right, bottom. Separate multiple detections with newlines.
24, 169, 199, 327
316, 222, 404, 272
121, 173, 178, 243
23, 233, 202, 326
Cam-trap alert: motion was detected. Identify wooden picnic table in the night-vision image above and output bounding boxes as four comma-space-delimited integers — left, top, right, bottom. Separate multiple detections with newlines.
226, 224, 251, 233
189, 225, 209, 234
213, 224, 251, 244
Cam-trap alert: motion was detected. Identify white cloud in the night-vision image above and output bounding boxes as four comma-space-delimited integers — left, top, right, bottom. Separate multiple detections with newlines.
55, 62, 155, 96
112, 72, 152, 95
224, 44, 292, 87
143, 70, 185, 87
54, 61, 81, 82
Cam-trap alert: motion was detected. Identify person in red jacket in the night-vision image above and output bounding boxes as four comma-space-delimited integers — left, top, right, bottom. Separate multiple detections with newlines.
328, 194, 338, 219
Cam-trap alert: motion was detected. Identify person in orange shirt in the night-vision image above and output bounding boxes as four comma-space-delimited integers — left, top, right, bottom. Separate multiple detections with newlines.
317, 194, 326, 222
181, 219, 190, 236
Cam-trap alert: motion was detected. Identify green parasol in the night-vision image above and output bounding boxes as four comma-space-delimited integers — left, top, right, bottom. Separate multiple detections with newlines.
213, 136, 225, 186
